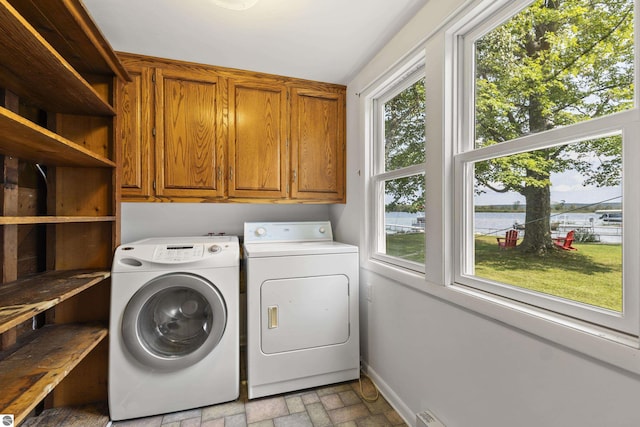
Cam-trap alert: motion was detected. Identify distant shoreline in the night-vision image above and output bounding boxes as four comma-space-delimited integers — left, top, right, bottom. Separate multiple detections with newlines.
475, 203, 621, 214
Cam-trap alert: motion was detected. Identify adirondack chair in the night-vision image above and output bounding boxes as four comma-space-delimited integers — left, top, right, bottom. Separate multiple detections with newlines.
553, 230, 577, 251
497, 229, 519, 249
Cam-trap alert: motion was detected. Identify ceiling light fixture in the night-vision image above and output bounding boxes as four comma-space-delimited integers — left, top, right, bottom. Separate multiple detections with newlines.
210, 0, 259, 10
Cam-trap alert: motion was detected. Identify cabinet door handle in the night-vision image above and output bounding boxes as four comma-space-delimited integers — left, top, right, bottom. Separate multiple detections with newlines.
292, 170, 297, 183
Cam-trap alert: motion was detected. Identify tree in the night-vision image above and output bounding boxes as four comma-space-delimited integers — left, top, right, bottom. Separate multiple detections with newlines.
474, 0, 632, 254
383, 78, 426, 213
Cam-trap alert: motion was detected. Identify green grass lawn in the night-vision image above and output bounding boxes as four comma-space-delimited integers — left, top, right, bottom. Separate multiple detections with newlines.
386, 233, 622, 311
386, 232, 425, 262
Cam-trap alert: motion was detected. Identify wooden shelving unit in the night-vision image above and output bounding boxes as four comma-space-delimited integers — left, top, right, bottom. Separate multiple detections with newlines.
0, 323, 108, 425
0, 107, 115, 167
7, 0, 129, 81
0, 270, 110, 334
20, 403, 110, 427
0, 0, 128, 423
0, 216, 116, 225
0, 0, 115, 115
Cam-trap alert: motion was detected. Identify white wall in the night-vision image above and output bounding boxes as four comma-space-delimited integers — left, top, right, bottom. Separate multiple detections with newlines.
122, 203, 330, 243
333, 0, 640, 426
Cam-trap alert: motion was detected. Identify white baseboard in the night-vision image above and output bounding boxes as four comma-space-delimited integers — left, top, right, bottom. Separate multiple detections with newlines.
361, 361, 415, 427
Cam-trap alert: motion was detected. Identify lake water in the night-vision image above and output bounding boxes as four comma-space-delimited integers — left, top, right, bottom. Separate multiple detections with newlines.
385, 211, 622, 243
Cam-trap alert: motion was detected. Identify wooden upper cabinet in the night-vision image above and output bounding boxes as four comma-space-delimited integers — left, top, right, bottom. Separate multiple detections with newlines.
228, 79, 288, 199
155, 68, 224, 199
117, 53, 346, 203
290, 87, 346, 202
119, 65, 153, 198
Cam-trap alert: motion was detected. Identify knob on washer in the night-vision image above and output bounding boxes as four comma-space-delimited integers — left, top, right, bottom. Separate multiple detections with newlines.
208, 244, 222, 253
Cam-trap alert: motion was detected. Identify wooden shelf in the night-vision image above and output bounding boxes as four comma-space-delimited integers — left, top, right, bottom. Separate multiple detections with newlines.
0, 270, 110, 335
0, 323, 108, 425
21, 402, 109, 427
0, 0, 115, 115
0, 216, 116, 225
8, 0, 131, 82
0, 106, 115, 167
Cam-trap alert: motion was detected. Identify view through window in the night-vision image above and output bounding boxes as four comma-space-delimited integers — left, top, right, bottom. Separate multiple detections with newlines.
373, 73, 426, 270
458, 0, 633, 331
473, 135, 623, 312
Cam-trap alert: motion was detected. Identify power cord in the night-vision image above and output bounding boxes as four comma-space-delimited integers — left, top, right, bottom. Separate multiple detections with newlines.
358, 370, 379, 402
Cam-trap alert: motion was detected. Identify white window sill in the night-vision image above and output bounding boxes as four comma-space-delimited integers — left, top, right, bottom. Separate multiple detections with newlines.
362, 258, 640, 376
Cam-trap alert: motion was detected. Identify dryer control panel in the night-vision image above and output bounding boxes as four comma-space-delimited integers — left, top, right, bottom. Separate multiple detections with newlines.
244, 221, 333, 243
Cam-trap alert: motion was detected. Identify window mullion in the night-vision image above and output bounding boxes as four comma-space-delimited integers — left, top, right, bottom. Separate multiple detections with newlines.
458, 109, 640, 162
376, 164, 426, 182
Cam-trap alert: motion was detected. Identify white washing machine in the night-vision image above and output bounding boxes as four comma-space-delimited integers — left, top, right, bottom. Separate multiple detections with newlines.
109, 236, 239, 421
243, 221, 359, 399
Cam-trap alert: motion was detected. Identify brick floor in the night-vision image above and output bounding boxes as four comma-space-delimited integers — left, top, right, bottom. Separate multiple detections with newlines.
111, 379, 407, 427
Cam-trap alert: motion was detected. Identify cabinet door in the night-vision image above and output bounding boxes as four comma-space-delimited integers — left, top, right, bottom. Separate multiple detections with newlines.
228, 80, 288, 199
155, 68, 224, 199
290, 87, 345, 202
118, 64, 153, 199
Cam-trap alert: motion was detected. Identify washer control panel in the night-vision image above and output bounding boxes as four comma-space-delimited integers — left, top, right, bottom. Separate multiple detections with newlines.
244, 221, 333, 243
113, 235, 239, 270
153, 244, 205, 262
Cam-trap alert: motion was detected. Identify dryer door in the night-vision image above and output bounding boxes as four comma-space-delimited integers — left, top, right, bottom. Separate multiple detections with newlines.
122, 272, 227, 370
260, 274, 350, 354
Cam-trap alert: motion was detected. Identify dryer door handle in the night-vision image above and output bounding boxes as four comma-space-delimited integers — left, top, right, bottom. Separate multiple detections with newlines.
267, 306, 279, 329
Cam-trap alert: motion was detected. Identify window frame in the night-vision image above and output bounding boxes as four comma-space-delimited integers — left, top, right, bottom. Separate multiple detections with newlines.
368, 65, 427, 274
359, 0, 640, 377
449, 0, 640, 338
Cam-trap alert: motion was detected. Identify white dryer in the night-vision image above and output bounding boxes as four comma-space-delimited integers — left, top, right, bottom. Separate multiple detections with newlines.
109, 236, 239, 421
243, 221, 359, 399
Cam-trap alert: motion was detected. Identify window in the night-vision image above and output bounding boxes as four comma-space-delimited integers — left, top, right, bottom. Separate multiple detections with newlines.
453, 0, 639, 336
370, 68, 426, 272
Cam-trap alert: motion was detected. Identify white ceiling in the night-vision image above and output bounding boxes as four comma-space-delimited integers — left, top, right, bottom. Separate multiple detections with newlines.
83, 0, 428, 85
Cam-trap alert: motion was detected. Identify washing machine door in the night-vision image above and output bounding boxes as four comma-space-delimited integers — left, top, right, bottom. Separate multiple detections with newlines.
121, 272, 227, 370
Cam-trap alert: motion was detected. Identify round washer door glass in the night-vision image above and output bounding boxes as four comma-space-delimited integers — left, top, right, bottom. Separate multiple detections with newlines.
122, 273, 227, 370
